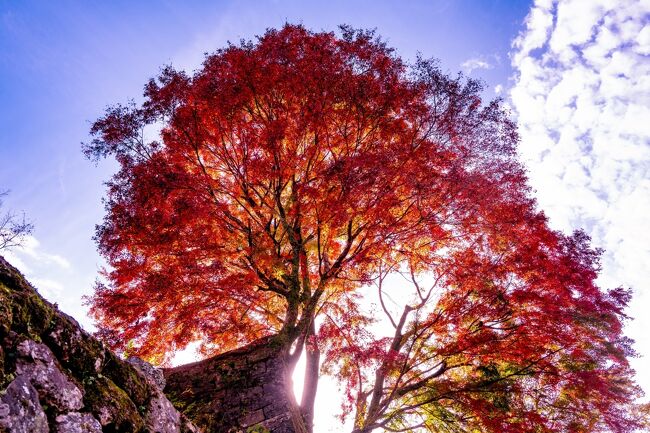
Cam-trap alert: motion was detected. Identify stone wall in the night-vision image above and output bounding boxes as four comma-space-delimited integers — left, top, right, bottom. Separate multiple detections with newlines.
164, 337, 297, 433
0, 256, 199, 433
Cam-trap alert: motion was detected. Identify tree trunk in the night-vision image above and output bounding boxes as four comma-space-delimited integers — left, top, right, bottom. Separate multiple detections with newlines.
284, 351, 310, 433
300, 323, 321, 433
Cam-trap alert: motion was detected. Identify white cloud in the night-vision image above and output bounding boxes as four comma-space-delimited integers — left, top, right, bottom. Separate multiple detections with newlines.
510, 0, 650, 400
12, 235, 71, 269
49, 254, 71, 269
461, 57, 494, 74
29, 277, 64, 299
2, 250, 30, 273
511, 0, 554, 64
2, 234, 74, 307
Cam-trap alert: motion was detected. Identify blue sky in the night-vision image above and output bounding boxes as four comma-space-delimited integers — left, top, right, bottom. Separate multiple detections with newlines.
1, 1, 648, 431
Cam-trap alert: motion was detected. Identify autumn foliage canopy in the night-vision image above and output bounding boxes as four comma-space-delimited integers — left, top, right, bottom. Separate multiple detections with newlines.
85, 25, 645, 433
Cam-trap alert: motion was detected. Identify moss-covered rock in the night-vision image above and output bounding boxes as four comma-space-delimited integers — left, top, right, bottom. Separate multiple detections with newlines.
84, 375, 144, 431
0, 255, 200, 433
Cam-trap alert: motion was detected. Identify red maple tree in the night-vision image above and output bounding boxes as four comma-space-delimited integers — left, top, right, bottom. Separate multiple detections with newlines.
85, 25, 645, 432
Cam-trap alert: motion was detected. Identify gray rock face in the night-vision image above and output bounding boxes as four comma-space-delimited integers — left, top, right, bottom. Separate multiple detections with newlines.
0, 375, 48, 433
55, 412, 103, 433
15, 339, 85, 412
127, 356, 200, 433
128, 356, 166, 389
0, 340, 102, 433
146, 393, 183, 433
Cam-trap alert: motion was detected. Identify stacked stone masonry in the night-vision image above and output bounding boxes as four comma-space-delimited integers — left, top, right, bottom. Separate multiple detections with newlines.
164, 337, 297, 433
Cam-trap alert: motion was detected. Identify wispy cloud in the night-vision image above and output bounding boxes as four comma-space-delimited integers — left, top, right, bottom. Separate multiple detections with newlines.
29, 277, 64, 300
12, 235, 72, 269
3, 234, 72, 303
461, 57, 494, 74
510, 0, 650, 396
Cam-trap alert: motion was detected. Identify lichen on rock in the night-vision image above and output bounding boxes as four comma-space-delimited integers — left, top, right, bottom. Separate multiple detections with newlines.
54, 412, 103, 433
15, 339, 85, 413
0, 375, 49, 433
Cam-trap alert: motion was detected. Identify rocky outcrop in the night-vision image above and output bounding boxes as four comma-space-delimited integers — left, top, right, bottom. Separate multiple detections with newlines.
0, 254, 301, 433
0, 256, 199, 433
164, 337, 297, 433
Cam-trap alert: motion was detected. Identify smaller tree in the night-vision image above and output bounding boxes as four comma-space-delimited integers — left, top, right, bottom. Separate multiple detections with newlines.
0, 190, 33, 252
